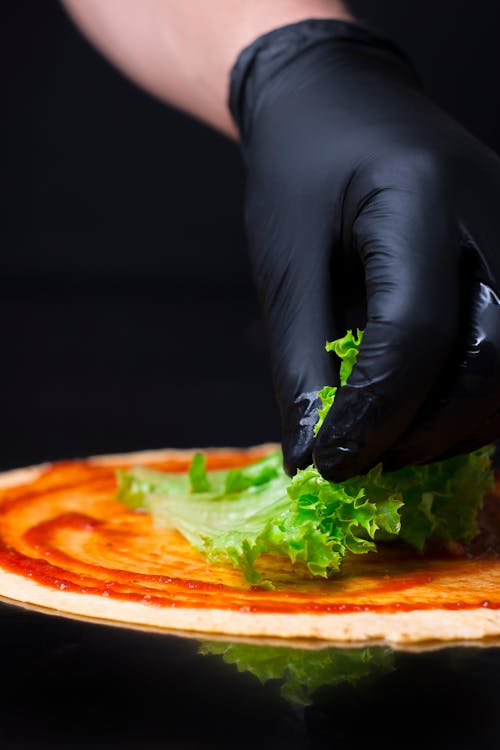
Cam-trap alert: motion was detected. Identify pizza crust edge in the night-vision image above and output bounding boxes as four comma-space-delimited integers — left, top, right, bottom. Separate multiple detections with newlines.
0, 568, 499, 645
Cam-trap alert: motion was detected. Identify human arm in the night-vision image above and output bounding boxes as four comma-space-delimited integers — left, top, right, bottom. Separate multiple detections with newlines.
60, 0, 352, 137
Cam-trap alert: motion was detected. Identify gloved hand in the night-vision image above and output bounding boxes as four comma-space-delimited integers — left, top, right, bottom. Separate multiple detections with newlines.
229, 19, 500, 480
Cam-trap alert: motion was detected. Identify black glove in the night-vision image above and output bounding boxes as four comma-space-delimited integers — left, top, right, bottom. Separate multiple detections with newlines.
229, 19, 500, 481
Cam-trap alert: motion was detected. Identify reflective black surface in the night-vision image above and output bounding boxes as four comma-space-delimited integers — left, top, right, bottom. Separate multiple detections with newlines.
1, 599, 499, 750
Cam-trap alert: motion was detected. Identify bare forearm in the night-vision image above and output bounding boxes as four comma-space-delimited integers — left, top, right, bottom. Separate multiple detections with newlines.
61, 0, 352, 137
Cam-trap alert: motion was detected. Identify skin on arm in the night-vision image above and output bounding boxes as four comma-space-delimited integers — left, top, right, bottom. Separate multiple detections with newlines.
61, 0, 352, 137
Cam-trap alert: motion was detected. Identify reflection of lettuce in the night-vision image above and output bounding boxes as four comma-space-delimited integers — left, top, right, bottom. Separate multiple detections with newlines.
198, 642, 394, 705
116, 331, 494, 585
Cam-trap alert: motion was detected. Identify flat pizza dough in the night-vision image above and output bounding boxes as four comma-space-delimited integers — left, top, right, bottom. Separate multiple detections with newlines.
0, 446, 499, 645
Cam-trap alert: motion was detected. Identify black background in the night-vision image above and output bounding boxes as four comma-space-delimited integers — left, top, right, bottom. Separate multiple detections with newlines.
2, 4, 500, 749
4, 0, 500, 471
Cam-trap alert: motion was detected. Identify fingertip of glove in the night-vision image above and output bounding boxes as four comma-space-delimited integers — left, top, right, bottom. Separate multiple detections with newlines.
282, 435, 313, 476
312, 387, 370, 480
313, 439, 364, 482
280, 391, 322, 475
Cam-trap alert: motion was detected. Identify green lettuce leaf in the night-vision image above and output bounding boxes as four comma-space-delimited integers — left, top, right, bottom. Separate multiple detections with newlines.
198, 641, 394, 705
189, 453, 212, 493
116, 445, 493, 584
314, 386, 337, 438
224, 451, 282, 492
116, 329, 495, 584
385, 447, 495, 550
117, 448, 403, 584
326, 328, 364, 387
313, 329, 363, 436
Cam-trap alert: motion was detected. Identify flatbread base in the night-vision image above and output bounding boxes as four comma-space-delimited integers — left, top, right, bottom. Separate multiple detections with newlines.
1, 447, 499, 646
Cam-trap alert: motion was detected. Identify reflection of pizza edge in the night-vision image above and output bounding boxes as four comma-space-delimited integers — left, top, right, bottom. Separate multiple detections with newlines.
1, 567, 500, 644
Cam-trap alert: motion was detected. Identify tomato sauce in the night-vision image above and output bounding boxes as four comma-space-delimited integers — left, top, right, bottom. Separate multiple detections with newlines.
0, 449, 499, 615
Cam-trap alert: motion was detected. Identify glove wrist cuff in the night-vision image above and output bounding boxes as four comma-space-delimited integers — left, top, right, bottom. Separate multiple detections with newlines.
229, 18, 410, 142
